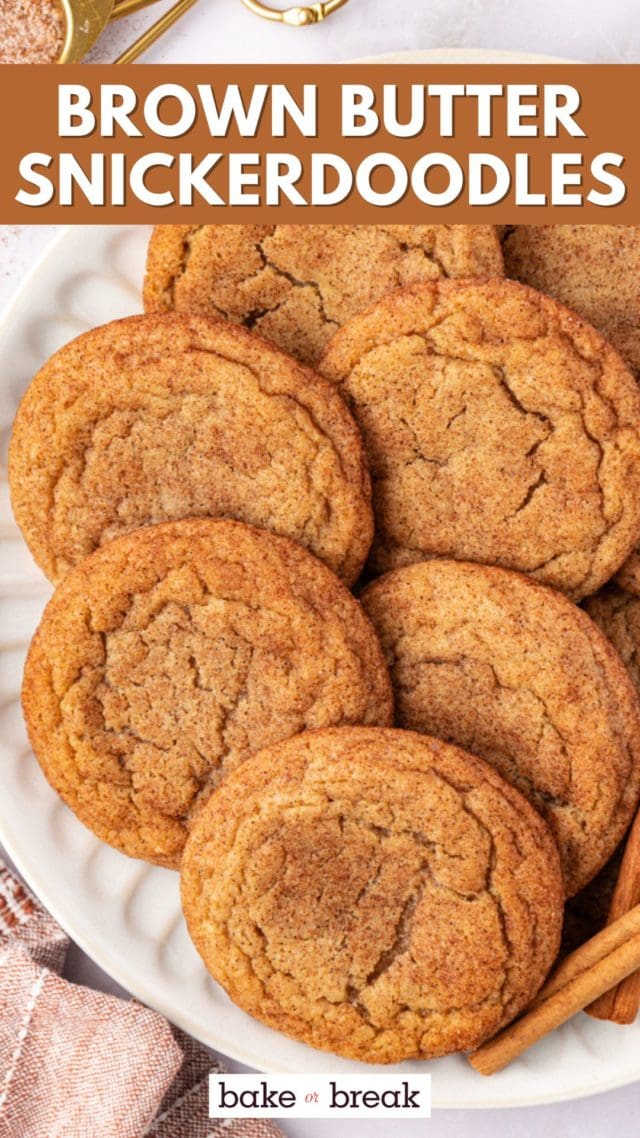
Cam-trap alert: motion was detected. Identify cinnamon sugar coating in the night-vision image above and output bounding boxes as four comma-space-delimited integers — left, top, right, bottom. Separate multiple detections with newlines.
181, 726, 563, 1063
319, 279, 640, 600
143, 225, 503, 365
9, 313, 372, 586
22, 520, 393, 868
362, 560, 640, 895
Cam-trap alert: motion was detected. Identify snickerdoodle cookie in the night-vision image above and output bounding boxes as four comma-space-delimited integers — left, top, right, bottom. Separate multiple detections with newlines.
503, 226, 640, 378
361, 560, 640, 896
22, 519, 393, 868
181, 726, 563, 1063
585, 584, 640, 694
143, 225, 503, 365
9, 313, 372, 585
504, 227, 640, 597
319, 279, 640, 600
616, 557, 640, 597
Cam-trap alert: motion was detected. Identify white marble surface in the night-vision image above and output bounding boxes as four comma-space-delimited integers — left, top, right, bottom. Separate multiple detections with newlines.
84, 0, 640, 65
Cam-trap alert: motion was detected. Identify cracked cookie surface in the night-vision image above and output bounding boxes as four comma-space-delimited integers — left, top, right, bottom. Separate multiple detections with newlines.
319, 279, 640, 599
143, 225, 504, 365
181, 726, 563, 1063
9, 312, 372, 586
504, 227, 640, 598
503, 226, 640, 379
361, 561, 640, 896
586, 584, 640, 695
22, 519, 393, 868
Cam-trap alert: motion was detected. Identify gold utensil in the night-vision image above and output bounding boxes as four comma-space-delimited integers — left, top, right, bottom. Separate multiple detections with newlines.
240, 0, 350, 25
57, 0, 350, 66
56, 0, 160, 61
56, 0, 193, 61
57, 0, 116, 62
113, 0, 199, 61
113, 0, 352, 64
110, 0, 164, 19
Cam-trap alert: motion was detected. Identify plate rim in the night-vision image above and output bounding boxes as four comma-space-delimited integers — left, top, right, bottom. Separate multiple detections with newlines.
2, 811, 637, 1111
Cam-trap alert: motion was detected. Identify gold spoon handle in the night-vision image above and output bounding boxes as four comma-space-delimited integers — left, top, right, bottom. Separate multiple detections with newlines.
110, 0, 350, 25
110, 0, 162, 20
114, 0, 198, 61
58, 0, 115, 62
240, 0, 350, 25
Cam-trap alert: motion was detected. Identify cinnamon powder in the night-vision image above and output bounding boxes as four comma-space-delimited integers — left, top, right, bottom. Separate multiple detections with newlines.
0, 0, 64, 63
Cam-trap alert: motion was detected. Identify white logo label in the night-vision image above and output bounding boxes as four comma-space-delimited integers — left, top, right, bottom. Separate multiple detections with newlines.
209, 1073, 432, 1119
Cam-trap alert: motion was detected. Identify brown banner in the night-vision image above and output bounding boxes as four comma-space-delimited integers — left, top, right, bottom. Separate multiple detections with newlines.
0, 64, 639, 222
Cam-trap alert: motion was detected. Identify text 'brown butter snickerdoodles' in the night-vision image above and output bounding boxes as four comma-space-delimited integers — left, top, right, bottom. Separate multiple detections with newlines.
22, 519, 393, 868
181, 726, 564, 1064
9, 312, 372, 586
319, 278, 640, 600
361, 561, 640, 897
143, 225, 504, 365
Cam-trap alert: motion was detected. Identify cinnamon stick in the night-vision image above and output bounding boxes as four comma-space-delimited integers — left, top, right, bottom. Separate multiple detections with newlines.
587, 808, 640, 1024
468, 903, 640, 1076
530, 902, 640, 1009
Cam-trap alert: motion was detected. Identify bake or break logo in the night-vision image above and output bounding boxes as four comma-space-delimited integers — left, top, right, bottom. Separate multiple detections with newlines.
209, 1074, 432, 1119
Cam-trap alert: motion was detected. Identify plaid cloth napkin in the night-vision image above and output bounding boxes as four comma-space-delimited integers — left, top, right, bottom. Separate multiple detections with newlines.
0, 862, 284, 1138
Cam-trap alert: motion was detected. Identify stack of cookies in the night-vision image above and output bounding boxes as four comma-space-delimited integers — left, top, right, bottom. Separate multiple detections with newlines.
10, 224, 640, 1067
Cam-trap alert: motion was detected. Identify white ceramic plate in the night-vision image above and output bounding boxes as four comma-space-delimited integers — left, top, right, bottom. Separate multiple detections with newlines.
0, 226, 638, 1107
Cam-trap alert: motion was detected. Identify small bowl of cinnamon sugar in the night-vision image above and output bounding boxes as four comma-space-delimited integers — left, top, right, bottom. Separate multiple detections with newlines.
0, 0, 119, 63
0, 0, 65, 62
